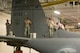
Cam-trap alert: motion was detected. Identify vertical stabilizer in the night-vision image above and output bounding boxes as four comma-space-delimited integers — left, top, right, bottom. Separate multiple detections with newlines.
11, 0, 48, 38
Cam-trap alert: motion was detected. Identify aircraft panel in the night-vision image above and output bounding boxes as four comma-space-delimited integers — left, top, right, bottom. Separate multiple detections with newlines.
11, 0, 48, 38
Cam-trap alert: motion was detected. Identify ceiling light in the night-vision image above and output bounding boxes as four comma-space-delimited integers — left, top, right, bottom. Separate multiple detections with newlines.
78, 23, 80, 25
54, 11, 61, 15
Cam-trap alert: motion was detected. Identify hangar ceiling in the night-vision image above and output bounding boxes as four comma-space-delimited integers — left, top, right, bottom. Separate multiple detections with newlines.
40, 0, 80, 26
0, 0, 80, 26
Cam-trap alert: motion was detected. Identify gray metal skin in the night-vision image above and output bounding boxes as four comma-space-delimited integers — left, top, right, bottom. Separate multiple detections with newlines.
11, 0, 48, 37
25, 30, 80, 53
0, 36, 80, 53
0, 30, 80, 53
27, 38, 79, 53
54, 30, 80, 38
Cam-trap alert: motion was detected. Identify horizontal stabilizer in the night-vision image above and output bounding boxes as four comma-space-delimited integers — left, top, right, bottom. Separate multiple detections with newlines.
55, 30, 80, 38
0, 36, 31, 47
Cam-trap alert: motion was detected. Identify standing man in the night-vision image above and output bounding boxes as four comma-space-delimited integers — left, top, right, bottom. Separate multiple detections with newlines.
56, 22, 65, 30
5, 19, 11, 36
24, 17, 32, 38
47, 18, 56, 38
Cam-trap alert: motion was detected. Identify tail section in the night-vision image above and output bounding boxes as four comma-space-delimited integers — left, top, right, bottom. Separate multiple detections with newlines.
11, 0, 48, 38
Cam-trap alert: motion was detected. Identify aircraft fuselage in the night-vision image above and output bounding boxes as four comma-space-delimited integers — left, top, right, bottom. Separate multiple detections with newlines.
27, 38, 80, 53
